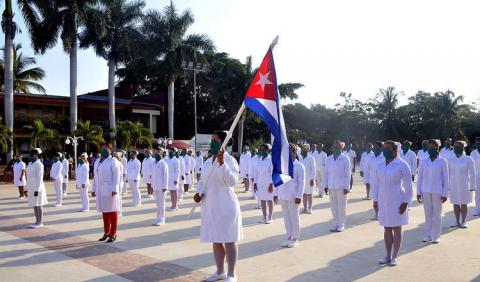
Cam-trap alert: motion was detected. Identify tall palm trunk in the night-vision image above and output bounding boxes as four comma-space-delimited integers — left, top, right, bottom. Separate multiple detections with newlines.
2, 0, 15, 162
237, 112, 245, 153
108, 59, 116, 147
69, 40, 78, 132
167, 78, 175, 139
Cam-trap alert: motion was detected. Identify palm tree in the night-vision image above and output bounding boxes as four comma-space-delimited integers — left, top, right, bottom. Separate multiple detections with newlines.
74, 120, 105, 151
127, 121, 153, 148
2, 0, 18, 162
0, 43, 46, 93
24, 119, 59, 149
18, 0, 99, 133
0, 123, 10, 153
141, 2, 215, 139
373, 86, 402, 139
80, 0, 145, 146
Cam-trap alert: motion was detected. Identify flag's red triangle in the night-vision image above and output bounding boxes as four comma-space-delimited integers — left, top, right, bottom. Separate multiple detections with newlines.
245, 49, 277, 101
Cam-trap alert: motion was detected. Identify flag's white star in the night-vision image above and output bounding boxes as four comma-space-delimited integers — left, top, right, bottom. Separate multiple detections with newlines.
255, 71, 273, 91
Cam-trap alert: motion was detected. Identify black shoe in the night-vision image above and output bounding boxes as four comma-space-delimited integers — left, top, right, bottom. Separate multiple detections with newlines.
106, 235, 117, 243
98, 234, 109, 241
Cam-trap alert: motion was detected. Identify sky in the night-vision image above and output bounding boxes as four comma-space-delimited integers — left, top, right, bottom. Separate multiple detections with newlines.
7, 0, 480, 107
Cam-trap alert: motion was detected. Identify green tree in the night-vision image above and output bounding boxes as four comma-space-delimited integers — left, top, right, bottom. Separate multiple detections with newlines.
18, 0, 98, 132
114, 121, 153, 150
80, 0, 145, 144
0, 123, 11, 153
24, 119, 59, 149
74, 120, 105, 152
0, 43, 46, 93
372, 86, 402, 139
141, 2, 215, 139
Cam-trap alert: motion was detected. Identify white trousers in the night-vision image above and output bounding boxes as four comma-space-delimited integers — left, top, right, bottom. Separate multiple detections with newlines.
54, 179, 63, 205
330, 189, 348, 228
129, 179, 141, 206
78, 186, 89, 211
475, 190, 480, 214
280, 199, 301, 240
422, 192, 443, 240
155, 190, 166, 222
122, 176, 128, 194
62, 179, 68, 194
316, 170, 324, 194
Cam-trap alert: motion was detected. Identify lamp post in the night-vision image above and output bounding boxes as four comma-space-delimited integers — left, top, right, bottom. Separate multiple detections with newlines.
182, 61, 208, 151
65, 135, 83, 170
157, 137, 173, 150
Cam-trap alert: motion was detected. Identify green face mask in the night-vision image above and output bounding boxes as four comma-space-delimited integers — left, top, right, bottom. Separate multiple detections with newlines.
332, 148, 341, 157
210, 140, 221, 155
78, 159, 84, 165
421, 143, 428, 151
181, 151, 187, 156
251, 151, 256, 156
169, 151, 175, 158
476, 143, 480, 150
52, 157, 58, 162
401, 144, 409, 154
100, 150, 110, 158
428, 148, 438, 158
454, 146, 463, 155
154, 154, 161, 161
317, 147, 323, 152
366, 148, 372, 153
30, 155, 38, 162
383, 150, 394, 160
373, 147, 382, 157
301, 151, 308, 158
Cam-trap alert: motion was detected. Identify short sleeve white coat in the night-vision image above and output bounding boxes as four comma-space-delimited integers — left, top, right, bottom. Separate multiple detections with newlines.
13, 161, 26, 187
448, 154, 476, 204
26, 160, 48, 207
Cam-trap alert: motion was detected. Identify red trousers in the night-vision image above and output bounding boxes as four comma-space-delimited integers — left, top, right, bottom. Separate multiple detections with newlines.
102, 212, 118, 236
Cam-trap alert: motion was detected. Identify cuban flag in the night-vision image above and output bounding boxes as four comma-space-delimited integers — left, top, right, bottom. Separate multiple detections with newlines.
244, 45, 294, 187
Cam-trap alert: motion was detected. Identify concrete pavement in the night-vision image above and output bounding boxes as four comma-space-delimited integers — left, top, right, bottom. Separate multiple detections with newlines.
0, 176, 479, 282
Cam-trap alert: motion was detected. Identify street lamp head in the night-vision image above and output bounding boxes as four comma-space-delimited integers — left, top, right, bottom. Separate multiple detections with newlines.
65, 138, 71, 145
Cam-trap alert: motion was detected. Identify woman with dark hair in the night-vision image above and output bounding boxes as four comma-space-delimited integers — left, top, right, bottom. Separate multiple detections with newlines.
26, 148, 48, 228
368, 141, 385, 220
254, 143, 274, 223
194, 131, 242, 282
92, 143, 122, 243
448, 140, 476, 228
371, 140, 412, 266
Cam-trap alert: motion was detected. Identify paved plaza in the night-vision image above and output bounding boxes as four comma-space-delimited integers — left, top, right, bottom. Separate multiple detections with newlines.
0, 176, 479, 282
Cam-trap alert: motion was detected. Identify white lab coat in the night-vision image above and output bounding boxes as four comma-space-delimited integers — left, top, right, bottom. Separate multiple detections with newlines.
248, 155, 259, 182
400, 149, 418, 176
275, 160, 305, 201
141, 156, 155, 184
254, 155, 274, 201
300, 155, 316, 194
440, 147, 454, 160
240, 151, 251, 178
371, 157, 413, 227
417, 157, 449, 197
50, 161, 63, 182
183, 155, 192, 185
368, 153, 385, 198
92, 157, 122, 212
26, 160, 48, 207
189, 155, 196, 183
345, 150, 356, 171
197, 153, 242, 243
360, 151, 373, 184
127, 159, 141, 181
152, 159, 169, 223
178, 156, 185, 185
417, 150, 429, 161
195, 155, 203, 174
76, 163, 90, 211
470, 149, 480, 213
13, 161, 26, 187
448, 154, 476, 204
312, 151, 327, 190
324, 154, 351, 190
61, 158, 69, 182
165, 157, 180, 190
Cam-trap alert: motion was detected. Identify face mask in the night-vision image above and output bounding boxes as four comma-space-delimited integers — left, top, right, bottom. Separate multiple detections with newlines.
52, 157, 58, 162
401, 144, 409, 154
181, 151, 187, 156
332, 148, 341, 157
346, 146, 351, 151
145, 153, 150, 157
154, 154, 161, 161
301, 151, 308, 158
16, 158, 21, 163
373, 147, 382, 157
445, 143, 451, 149
476, 143, 480, 150
196, 152, 201, 156
242, 149, 247, 153
169, 151, 175, 158
383, 150, 394, 160
454, 146, 463, 155
100, 150, 109, 158
428, 148, 438, 158
78, 159, 84, 165
60, 157, 64, 161
366, 148, 372, 153
130, 154, 135, 159
421, 143, 428, 151
317, 147, 323, 152
251, 151, 256, 156
210, 140, 221, 155
31, 155, 38, 162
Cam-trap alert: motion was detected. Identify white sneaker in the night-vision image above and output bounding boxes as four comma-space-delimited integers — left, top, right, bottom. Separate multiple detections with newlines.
378, 257, 391, 265
460, 223, 468, 229
204, 272, 227, 282
152, 221, 165, 226
148, 194, 154, 198
19, 196, 25, 200
306, 210, 312, 214
54, 204, 62, 207
287, 240, 298, 248
432, 238, 440, 244
224, 276, 237, 282
254, 205, 261, 209
29, 223, 44, 229
336, 226, 345, 232
265, 219, 273, 224
281, 240, 291, 247
389, 258, 398, 266
258, 218, 267, 224
167, 207, 178, 211
80, 209, 89, 212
